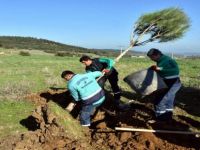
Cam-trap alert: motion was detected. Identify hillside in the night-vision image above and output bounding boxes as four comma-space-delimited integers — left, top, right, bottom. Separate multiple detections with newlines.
0, 36, 144, 57
0, 36, 87, 52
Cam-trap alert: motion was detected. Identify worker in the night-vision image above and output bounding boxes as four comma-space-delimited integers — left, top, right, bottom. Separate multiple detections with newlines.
79, 55, 129, 111
147, 48, 181, 123
61, 70, 105, 127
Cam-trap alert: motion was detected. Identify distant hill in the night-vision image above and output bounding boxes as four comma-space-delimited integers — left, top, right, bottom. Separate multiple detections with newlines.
0, 36, 145, 57
0, 36, 87, 52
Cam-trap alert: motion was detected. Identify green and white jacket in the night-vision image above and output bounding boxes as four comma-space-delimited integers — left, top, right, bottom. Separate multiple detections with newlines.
67, 71, 105, 106
156, 55, 179, 79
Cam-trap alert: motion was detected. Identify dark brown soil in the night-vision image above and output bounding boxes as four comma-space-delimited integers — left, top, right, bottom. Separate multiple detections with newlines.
0, 88, 200, 150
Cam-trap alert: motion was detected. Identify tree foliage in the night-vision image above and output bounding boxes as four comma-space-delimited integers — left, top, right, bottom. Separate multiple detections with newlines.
115, 7, 190, 62
132, 7, 190, 46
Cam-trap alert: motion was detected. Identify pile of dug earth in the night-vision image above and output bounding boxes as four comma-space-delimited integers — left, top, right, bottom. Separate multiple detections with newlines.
0, 89, 199, 150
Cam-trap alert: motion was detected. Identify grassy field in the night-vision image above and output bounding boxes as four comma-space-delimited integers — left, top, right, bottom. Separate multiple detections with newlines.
0, 49, 200, 139
0, 101, 34, 137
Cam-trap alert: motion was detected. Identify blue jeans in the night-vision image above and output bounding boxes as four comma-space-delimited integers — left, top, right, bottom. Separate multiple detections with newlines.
155, 78, 181, 117
80, 103, 102, 126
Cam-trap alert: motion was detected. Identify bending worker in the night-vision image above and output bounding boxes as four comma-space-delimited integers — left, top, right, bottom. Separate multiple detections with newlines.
61, 70, 105, 127
147, 48, 181, 123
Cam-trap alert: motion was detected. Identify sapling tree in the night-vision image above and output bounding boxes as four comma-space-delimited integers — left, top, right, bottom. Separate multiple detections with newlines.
115, 7, 190, 62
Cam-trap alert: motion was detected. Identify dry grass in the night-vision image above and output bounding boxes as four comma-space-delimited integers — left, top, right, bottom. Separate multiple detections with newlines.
0, 81, 33, 101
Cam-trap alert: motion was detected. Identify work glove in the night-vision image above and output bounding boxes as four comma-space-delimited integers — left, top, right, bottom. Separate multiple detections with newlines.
150, 65, 161, 71
66, 102, 76, 112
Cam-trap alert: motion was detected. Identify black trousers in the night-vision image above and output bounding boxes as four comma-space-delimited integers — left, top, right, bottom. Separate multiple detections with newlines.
97, 68, 121, 100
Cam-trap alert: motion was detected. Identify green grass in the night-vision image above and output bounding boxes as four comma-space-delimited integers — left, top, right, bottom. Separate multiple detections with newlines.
48, 101, 85, 139
0, 52, 85, 92
1, 49, 200, 91
0, 100, 34, 138
0, 49, 200, 139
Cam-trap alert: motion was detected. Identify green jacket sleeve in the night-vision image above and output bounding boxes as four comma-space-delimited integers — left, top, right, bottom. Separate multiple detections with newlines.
99, 58, 114, 70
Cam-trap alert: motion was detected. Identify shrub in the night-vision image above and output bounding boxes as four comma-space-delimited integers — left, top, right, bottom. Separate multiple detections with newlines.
0, 81, 32, 101
19, 51, 31, 56
55, 52, 66, 57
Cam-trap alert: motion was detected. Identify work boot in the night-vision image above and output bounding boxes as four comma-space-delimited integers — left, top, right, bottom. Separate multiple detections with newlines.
157, 112, 173, 121
165, 111, 173, 119
114, 99, 130, 111
148, 112, 173, 124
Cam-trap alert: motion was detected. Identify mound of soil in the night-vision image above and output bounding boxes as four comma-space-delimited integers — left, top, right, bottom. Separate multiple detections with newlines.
90, 109, 200, 150
0, 103, 89, 150
1, 88, 200, 150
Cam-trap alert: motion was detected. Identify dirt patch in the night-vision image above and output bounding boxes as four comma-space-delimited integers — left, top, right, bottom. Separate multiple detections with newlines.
89, 109, 200, 150
0, 103, 90, 150
1, 88, 200, 150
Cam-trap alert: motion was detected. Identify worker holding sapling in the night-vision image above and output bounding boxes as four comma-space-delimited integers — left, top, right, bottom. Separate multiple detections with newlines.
79, 55, 129, 111
147, 48, 181, 123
